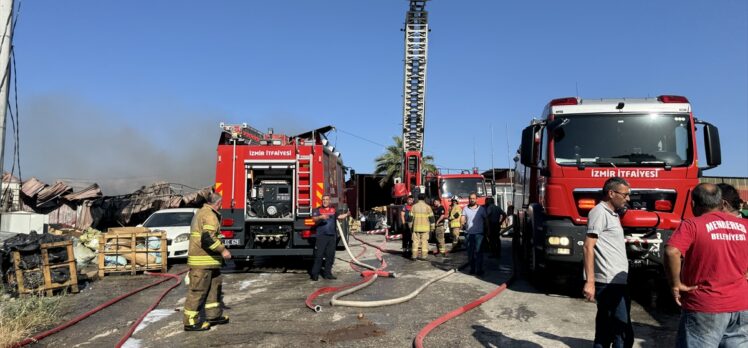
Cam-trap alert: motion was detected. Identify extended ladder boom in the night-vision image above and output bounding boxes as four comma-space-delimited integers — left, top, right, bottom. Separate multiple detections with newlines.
401, 0, 429, 192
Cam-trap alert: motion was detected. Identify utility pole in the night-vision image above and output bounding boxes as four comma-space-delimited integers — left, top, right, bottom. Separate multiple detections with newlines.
491, 124, 496, 201
0, 0, 13, 214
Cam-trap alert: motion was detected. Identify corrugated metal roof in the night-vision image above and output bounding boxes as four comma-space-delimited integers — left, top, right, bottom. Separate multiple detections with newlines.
21, 177, 47, 198
62, 184, 102, 201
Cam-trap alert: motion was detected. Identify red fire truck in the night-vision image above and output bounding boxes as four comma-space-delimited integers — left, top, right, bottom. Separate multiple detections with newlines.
513, 95, 721, 283
214, 123, 348, 262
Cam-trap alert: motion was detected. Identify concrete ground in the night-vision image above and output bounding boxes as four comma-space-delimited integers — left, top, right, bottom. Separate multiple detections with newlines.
30, 234, 678, 347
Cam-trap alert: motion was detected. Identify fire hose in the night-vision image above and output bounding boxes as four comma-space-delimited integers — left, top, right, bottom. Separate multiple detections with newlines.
330, 269, 455, 308
351, 232, 401, 255
413, 282, 508, 348
115, 271, 185, 348
337, 220, 389, 274
304, 219, 396, 312
412, 224, 518, 348
12, 270, 188, 348
304, 238, 392, 312
328, 220, 455, 308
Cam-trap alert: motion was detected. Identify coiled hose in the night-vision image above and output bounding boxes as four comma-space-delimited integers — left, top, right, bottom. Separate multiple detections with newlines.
329, 221, 454, 308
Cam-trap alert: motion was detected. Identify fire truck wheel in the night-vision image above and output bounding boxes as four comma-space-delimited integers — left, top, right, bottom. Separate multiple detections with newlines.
528, 246, 549, 290
233, 258, 254, 271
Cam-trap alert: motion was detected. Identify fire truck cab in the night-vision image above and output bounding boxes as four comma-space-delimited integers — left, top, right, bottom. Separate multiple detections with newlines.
513, 95, 721, 282
214, 124, 348, 260
424, 171, 488, 210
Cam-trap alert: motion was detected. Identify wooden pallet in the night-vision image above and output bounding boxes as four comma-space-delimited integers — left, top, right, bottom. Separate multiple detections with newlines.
11, 240, 79, 296
98, 230, 167, 278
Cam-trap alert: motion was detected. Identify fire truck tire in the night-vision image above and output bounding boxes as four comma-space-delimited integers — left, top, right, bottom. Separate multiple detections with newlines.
520, 222, 534, 276
233, 257, 254, 271
528, 246, 548, 290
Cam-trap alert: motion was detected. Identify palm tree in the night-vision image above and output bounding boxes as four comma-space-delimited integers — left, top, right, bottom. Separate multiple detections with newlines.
374, 136, 436, 187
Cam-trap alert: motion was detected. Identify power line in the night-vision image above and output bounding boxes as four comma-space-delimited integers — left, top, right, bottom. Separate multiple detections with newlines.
336, 128, 388, 148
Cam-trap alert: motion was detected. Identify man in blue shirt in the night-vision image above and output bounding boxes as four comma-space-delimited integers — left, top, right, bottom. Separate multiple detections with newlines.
310, 195, 349, 281
462, 192, 488, 276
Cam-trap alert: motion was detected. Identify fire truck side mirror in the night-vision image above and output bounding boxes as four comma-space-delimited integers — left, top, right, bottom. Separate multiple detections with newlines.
703, 123, 721, 167
520, 125, 538, 167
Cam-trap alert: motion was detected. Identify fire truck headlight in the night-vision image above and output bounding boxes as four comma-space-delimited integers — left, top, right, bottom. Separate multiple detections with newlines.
266, 205, 278, 216
547, 236, 560, 246
548, 236, 570, 246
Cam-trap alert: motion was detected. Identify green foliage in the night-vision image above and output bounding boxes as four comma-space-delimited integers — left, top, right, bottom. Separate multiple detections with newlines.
373, 136, 436, 187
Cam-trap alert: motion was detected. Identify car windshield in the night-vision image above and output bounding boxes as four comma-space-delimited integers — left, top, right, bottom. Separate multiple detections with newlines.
553, 113, 691, 167
440, 178, 486, 198
143, 212, 194, 227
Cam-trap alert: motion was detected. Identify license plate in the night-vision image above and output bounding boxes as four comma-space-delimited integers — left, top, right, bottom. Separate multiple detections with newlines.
224, 239, 242, 246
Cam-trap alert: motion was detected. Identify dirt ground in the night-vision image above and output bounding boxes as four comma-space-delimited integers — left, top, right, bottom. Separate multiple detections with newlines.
23, 234, 678, 347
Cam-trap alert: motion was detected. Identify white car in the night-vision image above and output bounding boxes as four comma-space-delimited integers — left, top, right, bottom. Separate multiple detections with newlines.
142, 208, 198, 259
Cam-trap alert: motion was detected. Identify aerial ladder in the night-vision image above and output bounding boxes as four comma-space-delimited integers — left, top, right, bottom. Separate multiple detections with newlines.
219, 122, 265, 145
396, 0, 430, 198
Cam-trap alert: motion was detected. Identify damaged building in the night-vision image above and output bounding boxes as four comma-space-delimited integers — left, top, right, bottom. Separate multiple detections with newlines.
1, 173, 215, 233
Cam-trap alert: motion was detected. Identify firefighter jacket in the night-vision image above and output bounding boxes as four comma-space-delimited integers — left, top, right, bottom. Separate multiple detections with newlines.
187, 204, 225, 269
411, 201, 435, 233
449, 205, 462, 228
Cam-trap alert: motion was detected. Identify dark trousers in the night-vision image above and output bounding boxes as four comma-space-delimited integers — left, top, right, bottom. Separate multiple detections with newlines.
466, 234, 485, 274
311, 234, 336, 278
594, 282, 634, 348
487, 222, 501, 257
401, 224, 412, 251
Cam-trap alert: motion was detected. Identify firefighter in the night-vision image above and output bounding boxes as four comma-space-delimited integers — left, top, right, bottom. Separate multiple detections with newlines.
410, 193, 435, 260
183, 197, 231, 331
448, 196, 462, 250
310, 194, 350, 281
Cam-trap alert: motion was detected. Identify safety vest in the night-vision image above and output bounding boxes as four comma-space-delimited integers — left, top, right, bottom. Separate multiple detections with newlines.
411, 201, 435, 233
449, 205, 462, 228
187, 204, 225, 269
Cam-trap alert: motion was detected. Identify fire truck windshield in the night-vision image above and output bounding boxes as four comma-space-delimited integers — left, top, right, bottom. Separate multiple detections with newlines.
552, 113, 691, 167
440, 178, 487, 198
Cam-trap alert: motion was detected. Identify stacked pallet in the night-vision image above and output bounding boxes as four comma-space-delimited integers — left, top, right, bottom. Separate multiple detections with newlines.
97, 227, 167, 278
10, 240, 79, 296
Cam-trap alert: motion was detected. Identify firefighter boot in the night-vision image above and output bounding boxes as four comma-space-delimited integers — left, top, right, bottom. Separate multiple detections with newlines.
184, 321, 211, 332
208, 315, 230, 325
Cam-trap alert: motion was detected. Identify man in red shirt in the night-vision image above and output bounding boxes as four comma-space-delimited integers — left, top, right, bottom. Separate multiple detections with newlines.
665, 183, 748, 347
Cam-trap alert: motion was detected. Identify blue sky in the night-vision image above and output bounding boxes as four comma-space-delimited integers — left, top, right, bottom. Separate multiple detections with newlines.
5, 0, 747, 194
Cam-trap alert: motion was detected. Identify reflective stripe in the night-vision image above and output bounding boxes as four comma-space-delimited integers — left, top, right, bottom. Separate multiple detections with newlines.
208, 240, 221, 250
413, 213, 432, 217
205, 302, 220, 309
184, 309, 198, 325
203, 224, 216, 231
188, 255, 222, 266
191, 232, 202, 237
